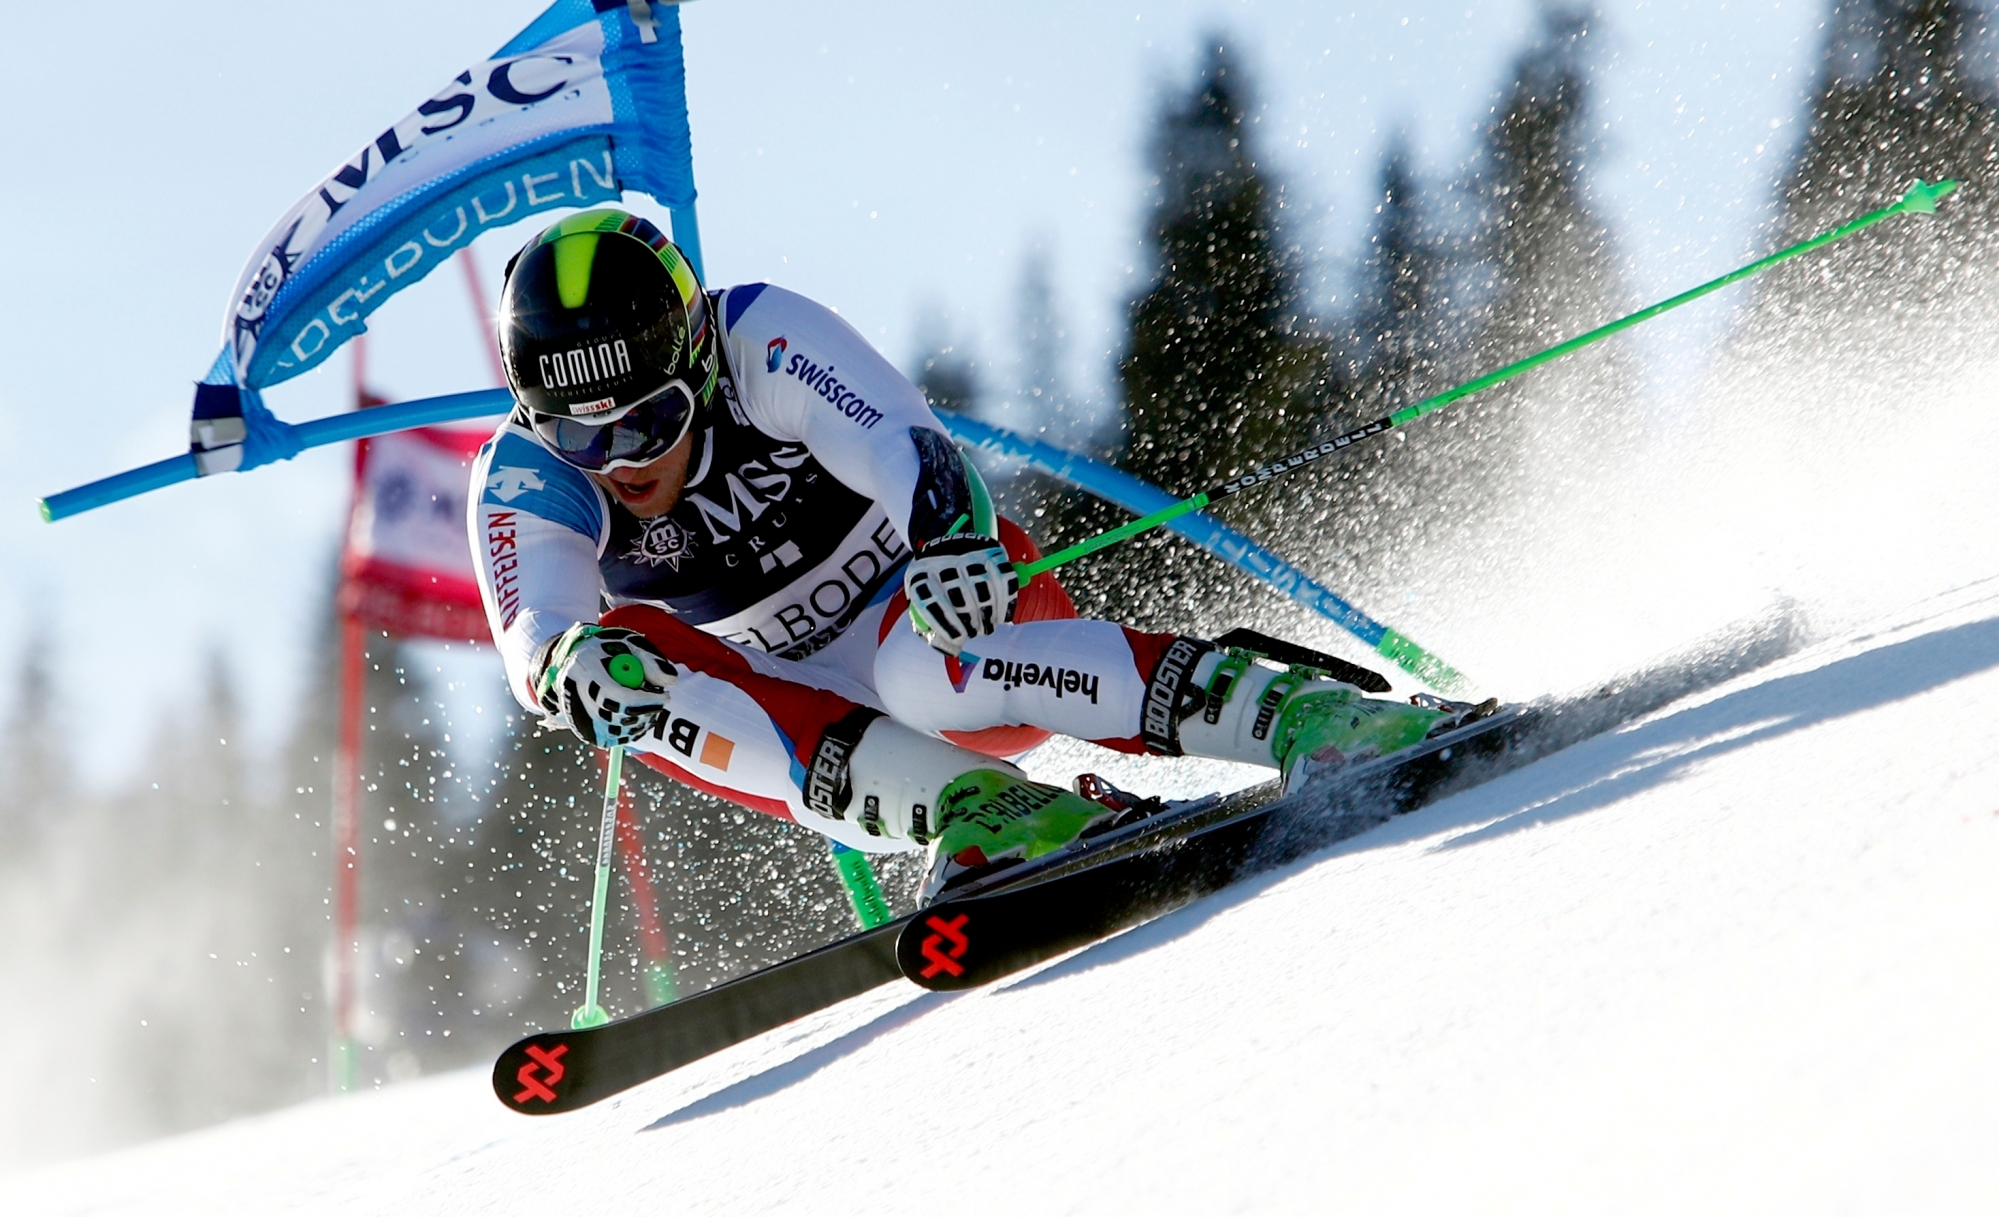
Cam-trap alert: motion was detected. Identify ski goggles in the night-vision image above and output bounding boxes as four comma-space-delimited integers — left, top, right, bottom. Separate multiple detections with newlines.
530, 379, 699, 473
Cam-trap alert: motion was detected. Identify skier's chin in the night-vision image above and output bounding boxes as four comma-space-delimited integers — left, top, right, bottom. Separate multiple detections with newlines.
607, 477, 669, 516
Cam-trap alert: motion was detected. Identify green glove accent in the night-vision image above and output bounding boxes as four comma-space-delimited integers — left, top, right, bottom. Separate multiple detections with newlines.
607, 652, 647, 689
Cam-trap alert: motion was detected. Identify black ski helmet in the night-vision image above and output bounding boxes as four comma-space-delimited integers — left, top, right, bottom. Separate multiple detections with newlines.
498, 209, 715, 470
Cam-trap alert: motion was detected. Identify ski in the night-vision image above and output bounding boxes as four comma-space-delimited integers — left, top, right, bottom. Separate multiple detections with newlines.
489, 789, 1228, 1115
897, 708, 1528, 990
493, 609, 1801, 1113
494, 916, 908, 1115
896, 610, 1809, 990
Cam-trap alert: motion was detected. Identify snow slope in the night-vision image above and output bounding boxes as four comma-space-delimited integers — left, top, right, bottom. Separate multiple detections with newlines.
8, 584, 1999, 1215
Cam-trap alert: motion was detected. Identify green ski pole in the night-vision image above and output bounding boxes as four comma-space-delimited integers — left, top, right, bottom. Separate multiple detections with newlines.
572, 744, 624, 1030
1018, 179, 1959, 583
829, 841, 893, 929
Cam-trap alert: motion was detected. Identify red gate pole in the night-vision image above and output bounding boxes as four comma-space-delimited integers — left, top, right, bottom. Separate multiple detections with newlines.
460, 248, 508, 388
329, 334, 374, 1093
332, 610, 364, 1092
601, 751, 677, 1006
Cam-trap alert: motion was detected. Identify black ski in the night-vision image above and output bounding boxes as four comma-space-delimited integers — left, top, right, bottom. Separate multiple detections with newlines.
897, 708, 1530, 989
493, 608, 1802, 1112
895, 608, 1810, 990
489, 790, 1225, 1116
494, 916, 910, 1115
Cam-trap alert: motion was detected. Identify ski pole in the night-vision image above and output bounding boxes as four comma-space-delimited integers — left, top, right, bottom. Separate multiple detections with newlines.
572, 744, 625, 1030
829, 841, 893, 929
1018, 179, 1960, 583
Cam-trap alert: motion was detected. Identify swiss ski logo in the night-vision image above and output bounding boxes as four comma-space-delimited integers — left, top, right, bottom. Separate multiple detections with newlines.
918, 912, 971, 978
513, 1042, 569, 1104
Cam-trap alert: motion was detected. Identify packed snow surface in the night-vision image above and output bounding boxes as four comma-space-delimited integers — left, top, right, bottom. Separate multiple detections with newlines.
9, 584, 1999, 1215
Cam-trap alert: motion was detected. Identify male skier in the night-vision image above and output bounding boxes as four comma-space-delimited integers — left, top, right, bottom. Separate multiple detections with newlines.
470, 209, 1465, 897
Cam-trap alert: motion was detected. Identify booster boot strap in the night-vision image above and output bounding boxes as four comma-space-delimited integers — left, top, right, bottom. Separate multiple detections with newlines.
1139, 637, 1218, 756
803, 707, 884, 821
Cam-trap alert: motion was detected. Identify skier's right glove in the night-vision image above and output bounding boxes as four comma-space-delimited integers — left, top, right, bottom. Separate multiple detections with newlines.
532, 624, 678, 748
903, 533, 1018, 655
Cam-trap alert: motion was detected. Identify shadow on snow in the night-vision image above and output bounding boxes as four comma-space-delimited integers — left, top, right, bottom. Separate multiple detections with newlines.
639, 611, 1999, 1112
1416, 612, 1999, 852
641, 991, 960, 1130
1006, 611, 1999, 988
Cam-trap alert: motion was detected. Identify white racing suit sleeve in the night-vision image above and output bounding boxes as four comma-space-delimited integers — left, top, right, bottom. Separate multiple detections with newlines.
468, 420, 612, 710
716, 283, 987, 551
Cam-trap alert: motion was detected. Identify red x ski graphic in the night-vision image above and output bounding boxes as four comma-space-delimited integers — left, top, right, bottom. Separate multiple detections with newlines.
514, 1042, 569, 1104
918, 912, 971, 978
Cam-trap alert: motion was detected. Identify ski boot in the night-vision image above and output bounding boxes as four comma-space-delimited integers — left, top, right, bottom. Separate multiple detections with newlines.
811, 712, 1143, 904
1271, 691, 1500, 789
1161, 639, 1493, 792
919, 769, 1127, 903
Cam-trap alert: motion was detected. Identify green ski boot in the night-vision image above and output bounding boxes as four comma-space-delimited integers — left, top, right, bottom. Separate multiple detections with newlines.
1266, 684, 1447, 790
1168, 642, 1481, 792
921, 769, 1120, 902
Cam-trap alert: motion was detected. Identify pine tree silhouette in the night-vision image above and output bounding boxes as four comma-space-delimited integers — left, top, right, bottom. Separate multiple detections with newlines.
1351, 144, 1453, 417
1267, 142, 1461, 603
1724, 0, 1999, 398
1782, 0, 1996, 237
910, 310, 981, 420
1120, 39, 1319, 495
1463, 5, 1634, 486
1014, 251, 1067, 427
104, 653, 324, 1140
0, 631, 69, 862
1018, 37, 1324, 633
1307, 9, 1634, 600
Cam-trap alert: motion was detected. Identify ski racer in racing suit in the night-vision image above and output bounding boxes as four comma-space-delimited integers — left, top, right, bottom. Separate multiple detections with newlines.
470, 210, 1459, 896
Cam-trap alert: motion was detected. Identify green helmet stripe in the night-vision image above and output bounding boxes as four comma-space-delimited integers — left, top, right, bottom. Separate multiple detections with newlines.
552, 232, 601, 310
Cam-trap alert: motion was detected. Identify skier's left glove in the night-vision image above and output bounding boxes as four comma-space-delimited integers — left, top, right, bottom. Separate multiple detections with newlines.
904, 533, 1018, 655
532, 624, 678, 748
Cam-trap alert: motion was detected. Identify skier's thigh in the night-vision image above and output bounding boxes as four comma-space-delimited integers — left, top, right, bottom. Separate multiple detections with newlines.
637, 667, 816, 798
874, 615, 1147, 739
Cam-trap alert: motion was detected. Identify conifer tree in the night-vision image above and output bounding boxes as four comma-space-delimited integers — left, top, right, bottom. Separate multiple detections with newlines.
910, 312, 981, 420
1724, 0, 1999, 398
1351, 145, 1454, 417
965, 248, 1104, 546
1781, 0, 1995, 237
1271, 143, 1459, 595
0, 632, 69, 863
1015, 251, 1066, 426
1468, 7, 1634, 475
1120, 40, 1319, 495
1021, 38, 1322, 632
107, 653, 323, 1138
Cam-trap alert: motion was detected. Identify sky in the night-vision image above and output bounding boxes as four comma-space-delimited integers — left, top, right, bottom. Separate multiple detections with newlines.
0, 0, 1834, 784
